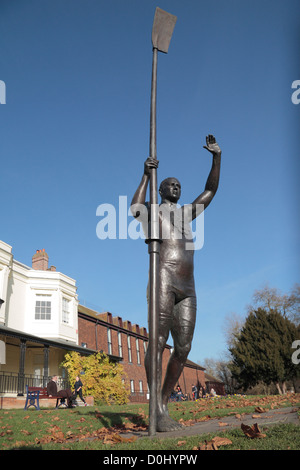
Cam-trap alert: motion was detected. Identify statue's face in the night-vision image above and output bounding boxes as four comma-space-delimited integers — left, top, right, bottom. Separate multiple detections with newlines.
160, 178, 181, 203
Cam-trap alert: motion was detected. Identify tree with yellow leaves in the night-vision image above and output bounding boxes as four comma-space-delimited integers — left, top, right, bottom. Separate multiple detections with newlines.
61, 351, 130, 405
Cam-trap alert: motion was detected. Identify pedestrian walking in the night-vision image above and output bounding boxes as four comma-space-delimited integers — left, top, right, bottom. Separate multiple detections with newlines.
74, 376, 87, 406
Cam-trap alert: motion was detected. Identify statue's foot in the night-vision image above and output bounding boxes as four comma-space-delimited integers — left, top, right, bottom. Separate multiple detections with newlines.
156, 413, 183, 432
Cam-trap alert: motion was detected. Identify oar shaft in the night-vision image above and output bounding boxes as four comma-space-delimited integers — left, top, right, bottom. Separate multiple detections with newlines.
147, 7, 176, 438
148, 46, 160, 437
148, 239, 160, 436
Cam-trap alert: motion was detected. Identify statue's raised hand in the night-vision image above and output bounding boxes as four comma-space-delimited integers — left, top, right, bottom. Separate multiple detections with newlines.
203, 134, 221, 155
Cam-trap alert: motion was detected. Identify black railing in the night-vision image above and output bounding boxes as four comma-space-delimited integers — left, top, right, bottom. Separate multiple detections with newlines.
0, 372, 69, 395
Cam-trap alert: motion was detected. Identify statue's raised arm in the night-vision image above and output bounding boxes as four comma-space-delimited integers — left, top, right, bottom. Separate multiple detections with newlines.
190, 134, 221, 220
131, 157, 159, 218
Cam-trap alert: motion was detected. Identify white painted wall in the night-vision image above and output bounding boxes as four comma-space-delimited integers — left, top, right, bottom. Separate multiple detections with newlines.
0, 241, 13, 325
0, 240, 78, 344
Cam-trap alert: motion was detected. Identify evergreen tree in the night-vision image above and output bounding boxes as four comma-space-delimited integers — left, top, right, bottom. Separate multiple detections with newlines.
229, 308, 299, 393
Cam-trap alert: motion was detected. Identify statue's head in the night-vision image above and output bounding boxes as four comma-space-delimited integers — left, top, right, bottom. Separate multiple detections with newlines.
159, 177, 181, 203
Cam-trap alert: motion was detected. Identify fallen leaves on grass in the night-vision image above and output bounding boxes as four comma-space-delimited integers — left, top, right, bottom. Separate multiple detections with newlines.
33, 418, 144, 447
193, 436, 232, 450
177, 440, 186, 447
196, 415, 211, 422
0, 429, 13, 437
102, 433, 137, 445
179, 418, 194, 427
254, 406, 266, 413
241, 422, 266, 439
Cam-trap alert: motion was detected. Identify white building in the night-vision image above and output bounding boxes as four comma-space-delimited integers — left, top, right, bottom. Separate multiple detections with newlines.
0, 240, 94, 398
0, 240, 78, 343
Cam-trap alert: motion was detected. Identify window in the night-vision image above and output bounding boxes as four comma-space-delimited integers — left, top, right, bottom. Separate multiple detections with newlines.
130, 380, 135, 394
0, 340, 6, 365
62, 297, 70, 324
136, 338, 141, 364
35, 295, 51, 320
33, 354, 44, 386
143, 340, 148, 354
118, 332, 122, 357
107, 328, 112, 355
127, 335, 132, 363
139, 380, 143, 395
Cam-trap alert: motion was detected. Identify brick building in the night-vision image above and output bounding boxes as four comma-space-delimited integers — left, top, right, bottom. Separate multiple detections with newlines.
78, 304, 208, 402
0, 240, 224, 408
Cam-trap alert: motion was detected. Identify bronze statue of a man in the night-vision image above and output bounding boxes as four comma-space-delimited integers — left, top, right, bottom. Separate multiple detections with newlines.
131, 134, 221, 432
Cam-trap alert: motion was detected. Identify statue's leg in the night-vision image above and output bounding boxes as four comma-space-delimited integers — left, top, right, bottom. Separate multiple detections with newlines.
144, 329, 169, 414
147, 285, 186, 432
145, 287, 173, 423
154, 296, 196, 432
162, 296, 196, 411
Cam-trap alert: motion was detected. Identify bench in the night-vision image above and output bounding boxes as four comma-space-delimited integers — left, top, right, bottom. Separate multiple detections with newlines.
24, 385, 68, 410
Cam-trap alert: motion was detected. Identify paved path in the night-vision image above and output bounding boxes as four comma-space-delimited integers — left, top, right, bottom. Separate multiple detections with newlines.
121, 406, 299, 440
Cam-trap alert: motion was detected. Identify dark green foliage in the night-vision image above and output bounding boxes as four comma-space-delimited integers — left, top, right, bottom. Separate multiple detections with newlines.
229, 308, 300, 390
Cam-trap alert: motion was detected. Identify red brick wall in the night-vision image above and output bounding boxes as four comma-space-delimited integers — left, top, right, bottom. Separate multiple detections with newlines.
78, 310, 208, 402
177, 367, 206, 399
78, 316, 107, 352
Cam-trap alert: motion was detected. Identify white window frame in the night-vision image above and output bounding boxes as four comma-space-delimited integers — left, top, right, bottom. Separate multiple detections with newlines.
136, 338, 141, 364
62, 297, 71, 324
107, 328, 112, 355
35, 294, 52, 320
127, 335, 132, 363
118, 332, 122, 357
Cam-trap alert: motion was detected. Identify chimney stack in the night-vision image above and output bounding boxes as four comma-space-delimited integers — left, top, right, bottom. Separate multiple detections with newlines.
32, 249, 49, 271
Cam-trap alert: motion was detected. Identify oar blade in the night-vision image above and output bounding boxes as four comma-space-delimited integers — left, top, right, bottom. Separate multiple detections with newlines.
152, 7, 177, 53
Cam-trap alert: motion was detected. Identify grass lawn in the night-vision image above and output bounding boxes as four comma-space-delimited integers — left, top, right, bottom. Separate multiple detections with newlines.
0, 394, 299, 450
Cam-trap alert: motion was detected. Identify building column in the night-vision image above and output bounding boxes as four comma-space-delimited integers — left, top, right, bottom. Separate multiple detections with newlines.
17, 339, 26, 396
43, 345, 50, 387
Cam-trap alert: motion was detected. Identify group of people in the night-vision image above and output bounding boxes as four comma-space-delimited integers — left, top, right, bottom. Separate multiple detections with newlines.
169, 383, 218, 402
192, 384, 217, 399
169, 385, 187, 402
47, 375, 87, 408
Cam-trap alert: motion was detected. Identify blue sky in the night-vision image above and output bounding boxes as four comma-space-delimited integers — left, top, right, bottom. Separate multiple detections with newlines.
0, 0, 299, 364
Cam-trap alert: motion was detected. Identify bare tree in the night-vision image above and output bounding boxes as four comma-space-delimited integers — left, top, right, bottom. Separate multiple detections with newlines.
287, 284, 300, 326
200, 357, 237, 394
248, 283, 300, 326
223, 312, 245, 349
